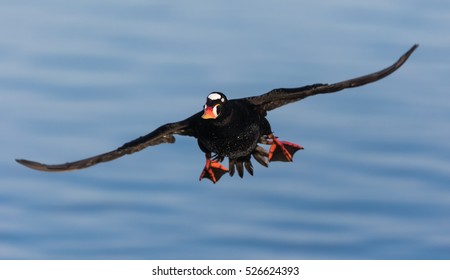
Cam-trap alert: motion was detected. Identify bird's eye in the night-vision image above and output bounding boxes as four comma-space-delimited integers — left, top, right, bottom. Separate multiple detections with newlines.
214, 104, 222, 116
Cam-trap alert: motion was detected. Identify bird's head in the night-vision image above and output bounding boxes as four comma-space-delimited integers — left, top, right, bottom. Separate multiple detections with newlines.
202, 92, 228, 120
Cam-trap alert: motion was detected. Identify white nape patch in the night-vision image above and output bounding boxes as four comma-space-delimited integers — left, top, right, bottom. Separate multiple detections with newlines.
208, 93, 222, 101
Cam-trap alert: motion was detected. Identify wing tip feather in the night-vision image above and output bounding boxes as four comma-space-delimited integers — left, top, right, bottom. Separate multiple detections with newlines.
16, 158, 54, 172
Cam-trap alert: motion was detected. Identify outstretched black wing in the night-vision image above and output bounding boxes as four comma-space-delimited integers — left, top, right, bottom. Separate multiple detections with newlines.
16, 112, 202, 172
245, 44, 418, 113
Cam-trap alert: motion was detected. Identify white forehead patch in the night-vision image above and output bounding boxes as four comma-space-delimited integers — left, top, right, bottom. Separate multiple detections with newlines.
208, 93, 222, 101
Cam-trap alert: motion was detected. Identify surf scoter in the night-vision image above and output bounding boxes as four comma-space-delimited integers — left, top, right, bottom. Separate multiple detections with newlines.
16, 45, 418, 183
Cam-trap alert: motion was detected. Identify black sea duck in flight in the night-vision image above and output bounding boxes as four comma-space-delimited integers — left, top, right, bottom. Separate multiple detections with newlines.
16, 44, 418, 183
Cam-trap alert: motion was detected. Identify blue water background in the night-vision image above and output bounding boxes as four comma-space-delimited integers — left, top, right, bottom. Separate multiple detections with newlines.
1, 0, 450, 259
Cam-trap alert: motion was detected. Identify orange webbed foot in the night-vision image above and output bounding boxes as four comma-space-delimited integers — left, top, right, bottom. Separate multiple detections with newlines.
266, 134, 304, 162
199, 154, 228, 183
